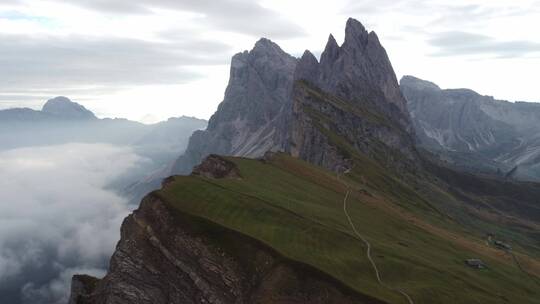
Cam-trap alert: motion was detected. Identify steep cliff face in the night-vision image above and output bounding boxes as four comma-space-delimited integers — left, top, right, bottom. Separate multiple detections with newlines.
289, 81, 416, 172
69, 193, 381, 304
401, 75, 540, 180
173, 19, 415, 175
294, 19, 412, 132
289, 19, 416, 172
172, 39, 297, 174
401, 76, 518, 153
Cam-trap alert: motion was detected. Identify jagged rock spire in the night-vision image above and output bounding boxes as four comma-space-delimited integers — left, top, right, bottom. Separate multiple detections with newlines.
344, 18, 369, 48
295, 50, 320, 84
172, 35, 298, 174
320, 34, 340, 66
174, 17, 413, 175
252, 37, 290, 58
293, 18, 410, 126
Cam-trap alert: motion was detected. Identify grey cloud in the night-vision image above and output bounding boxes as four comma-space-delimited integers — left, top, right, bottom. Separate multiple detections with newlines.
1, 0, 304, 103
344, 0, 442, 17
425, 3, 540, 28
428, 31, 540, 58
344, 0, 537, 22
0, 143, 145, 304
0, 96, 49, 112
0, 33, 232, 93
48, 0, 305, 39
0, 95, 48, 102
344, 0, 540, 58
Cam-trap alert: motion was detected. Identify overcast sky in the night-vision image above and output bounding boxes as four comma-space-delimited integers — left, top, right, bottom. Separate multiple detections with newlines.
0, 0, 539, 123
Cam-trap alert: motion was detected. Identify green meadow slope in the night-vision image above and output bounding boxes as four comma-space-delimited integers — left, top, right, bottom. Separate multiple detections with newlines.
156, 153, 540, 304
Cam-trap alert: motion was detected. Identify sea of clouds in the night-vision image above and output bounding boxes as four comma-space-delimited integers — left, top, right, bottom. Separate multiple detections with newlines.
0, 143, 147, 304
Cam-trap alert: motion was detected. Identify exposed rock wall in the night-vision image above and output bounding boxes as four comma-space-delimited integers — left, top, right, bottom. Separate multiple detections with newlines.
173, 19, 416, 175
294, 19, 412, 133
401, 75, 518, 153
191, 154, 241, 179
289, 18, 417, 172
401, 75, 540, 180
172, 39, 297, 174
290, 81, 416, 173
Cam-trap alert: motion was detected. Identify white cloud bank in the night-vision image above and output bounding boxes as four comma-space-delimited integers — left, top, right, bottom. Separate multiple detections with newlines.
0, 143, 145, 304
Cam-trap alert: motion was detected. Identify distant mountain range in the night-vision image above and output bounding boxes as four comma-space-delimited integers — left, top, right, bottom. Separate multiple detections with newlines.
0, 96, 206, 152
70, 18, 540, 304
0, 97, 207, 202
0, 96, 96, 121
401, 75, 540, 181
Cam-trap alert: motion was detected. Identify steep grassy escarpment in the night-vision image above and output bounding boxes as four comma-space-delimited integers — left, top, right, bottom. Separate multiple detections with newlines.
155, 154, 540, 303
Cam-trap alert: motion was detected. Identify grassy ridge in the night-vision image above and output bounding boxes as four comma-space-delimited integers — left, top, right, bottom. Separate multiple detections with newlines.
156, 154, 540, 303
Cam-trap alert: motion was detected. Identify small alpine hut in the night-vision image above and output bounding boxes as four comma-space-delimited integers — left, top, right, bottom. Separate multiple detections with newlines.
465, 259, 486, 269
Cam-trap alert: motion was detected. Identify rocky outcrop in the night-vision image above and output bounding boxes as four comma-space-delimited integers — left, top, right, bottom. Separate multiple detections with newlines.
69, 195, 383, 304
172, 38, 297, 174
191, 155, 241, 179
401, 75, 540, 181
68, 275, 99, 304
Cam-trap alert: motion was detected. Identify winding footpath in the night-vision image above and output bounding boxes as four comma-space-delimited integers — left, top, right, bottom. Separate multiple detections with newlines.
339, 172, 414, 304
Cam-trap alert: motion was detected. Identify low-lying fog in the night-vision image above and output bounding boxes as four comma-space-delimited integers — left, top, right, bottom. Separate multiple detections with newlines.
0, 143, 146, 303
0, 99, 206, 303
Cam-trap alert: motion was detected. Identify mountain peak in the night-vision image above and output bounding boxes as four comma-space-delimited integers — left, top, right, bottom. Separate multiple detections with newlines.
252, 37, 289, 58
295, 50, 320, 83
326, 34, 339, 49
42, 97, 97, 120
320, 34, 340, 65
254, 37, 274, 48
294, 18, 409, 123
346, 17, 366, 31
344, 18, 368, 46
300, 49, 318, 61
400, 76, 441, 91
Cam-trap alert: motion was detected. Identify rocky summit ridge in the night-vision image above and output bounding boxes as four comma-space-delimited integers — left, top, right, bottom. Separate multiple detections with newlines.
289, 18, 416, 171
173, 18, 414, 174
172, 37, 297, 173
295, 19, 410, 129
